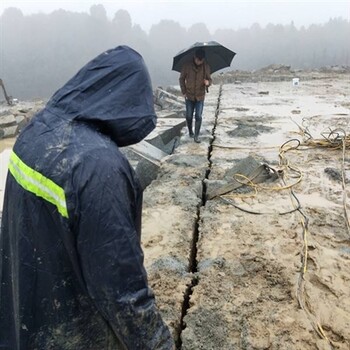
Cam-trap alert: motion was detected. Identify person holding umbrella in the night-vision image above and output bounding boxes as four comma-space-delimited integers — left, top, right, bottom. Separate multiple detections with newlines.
179, 48, 212, 143
174, 42, 235, 143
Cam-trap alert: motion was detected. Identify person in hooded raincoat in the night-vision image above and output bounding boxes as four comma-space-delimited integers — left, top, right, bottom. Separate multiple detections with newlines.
0, 46, 174, 350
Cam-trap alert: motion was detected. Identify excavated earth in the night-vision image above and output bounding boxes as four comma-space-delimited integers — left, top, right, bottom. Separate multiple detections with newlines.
142, 74, 350, 349
1, 73, 350, 349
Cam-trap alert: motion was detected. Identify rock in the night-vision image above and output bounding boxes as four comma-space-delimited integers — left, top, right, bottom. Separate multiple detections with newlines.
154, 87, 185, 111
0, 114, 16, 126
2, 125, 17, 138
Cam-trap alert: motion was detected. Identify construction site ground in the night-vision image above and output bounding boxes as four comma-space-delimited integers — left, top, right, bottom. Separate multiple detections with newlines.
142, 74, 350, 349
1, 73, 350, 349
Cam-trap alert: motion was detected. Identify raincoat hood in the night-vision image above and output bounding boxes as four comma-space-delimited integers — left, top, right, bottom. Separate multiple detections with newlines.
46, 45, 156, 147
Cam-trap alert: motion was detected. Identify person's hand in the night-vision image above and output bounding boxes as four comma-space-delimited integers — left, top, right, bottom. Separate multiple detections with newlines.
204, 79, 210, 86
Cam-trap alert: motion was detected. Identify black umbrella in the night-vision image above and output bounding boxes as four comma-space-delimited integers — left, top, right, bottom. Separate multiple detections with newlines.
172, 41, 236, 74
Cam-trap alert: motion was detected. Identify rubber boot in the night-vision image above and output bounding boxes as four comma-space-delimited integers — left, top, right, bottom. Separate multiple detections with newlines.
194, 119, 202, 143
186, 116, 194, 137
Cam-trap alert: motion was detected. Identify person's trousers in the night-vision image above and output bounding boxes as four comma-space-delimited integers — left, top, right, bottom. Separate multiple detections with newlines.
185, 99, 203, 137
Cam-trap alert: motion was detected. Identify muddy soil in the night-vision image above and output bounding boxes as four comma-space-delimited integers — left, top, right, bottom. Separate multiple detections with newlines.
142, 74, 350, 349
1, 73, 349, 349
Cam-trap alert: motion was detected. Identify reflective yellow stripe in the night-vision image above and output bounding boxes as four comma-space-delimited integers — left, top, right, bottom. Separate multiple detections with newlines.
8, 151, 69, 218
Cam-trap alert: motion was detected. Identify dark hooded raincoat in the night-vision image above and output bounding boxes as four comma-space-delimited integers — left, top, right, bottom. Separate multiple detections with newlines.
0, 46, 174, 350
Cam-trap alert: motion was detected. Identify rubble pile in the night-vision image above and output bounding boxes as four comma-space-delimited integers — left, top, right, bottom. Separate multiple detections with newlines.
154, 86, 184, 112
213, 64, 350, 85
0, 86, 185, 141
0, 101, 45, 140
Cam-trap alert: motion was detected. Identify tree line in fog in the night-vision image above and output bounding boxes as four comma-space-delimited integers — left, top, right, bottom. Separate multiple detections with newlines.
1, 5, 349, 99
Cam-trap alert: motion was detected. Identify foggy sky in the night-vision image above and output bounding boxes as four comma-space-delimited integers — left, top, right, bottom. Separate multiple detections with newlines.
1, 0, 349, 33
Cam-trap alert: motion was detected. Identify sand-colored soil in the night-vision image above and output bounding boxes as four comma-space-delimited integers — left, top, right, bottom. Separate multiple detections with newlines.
142, 74, 350, 349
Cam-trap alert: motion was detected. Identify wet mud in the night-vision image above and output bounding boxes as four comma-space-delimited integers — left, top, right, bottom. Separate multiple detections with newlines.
1, 73, 350, 349
142, 74, 350, 349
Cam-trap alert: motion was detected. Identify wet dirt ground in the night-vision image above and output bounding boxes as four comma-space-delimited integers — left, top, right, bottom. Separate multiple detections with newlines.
142, 74, 350, 349
1, 74, 349, 349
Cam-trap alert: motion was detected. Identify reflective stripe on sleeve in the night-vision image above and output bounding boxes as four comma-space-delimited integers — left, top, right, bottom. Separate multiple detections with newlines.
8, 151, 69, 218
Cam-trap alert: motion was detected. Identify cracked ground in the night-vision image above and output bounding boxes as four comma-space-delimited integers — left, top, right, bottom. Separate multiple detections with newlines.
142, 74, 350, 350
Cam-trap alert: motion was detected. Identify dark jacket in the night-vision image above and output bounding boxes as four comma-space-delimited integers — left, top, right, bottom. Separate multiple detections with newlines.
0, 46, 174, 350
179, 60, 211, 101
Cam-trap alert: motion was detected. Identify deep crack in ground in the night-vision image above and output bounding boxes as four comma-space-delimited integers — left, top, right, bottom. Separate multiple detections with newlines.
176, 85, 223, 349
